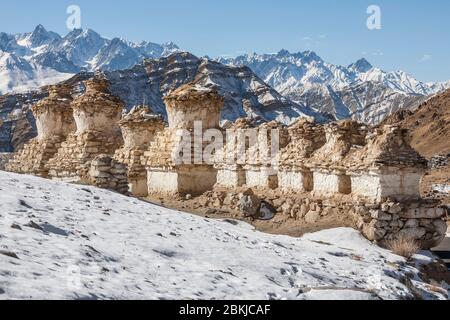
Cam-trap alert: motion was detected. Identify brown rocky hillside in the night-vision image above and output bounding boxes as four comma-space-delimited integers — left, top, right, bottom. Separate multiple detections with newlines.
384, 88, 450, 158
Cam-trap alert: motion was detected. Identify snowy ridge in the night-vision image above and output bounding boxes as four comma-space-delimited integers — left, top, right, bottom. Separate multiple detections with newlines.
0, 25, 180, 94
0, 171, 447, 300
0, 50, 73, 94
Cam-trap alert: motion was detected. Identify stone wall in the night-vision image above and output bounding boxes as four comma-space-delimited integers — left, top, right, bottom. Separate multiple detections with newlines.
88, 155, 129, 194
195, 189, 448, 249
0, 153, 13, 170
47, 131, 123, 183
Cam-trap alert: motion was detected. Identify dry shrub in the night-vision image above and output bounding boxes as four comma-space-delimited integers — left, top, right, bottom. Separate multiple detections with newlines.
386, 236, 421, 260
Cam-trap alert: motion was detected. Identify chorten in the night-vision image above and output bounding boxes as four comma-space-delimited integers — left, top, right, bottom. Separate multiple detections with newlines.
47, 77, 124, 183
143, 83, 224, 196
114, 106, 165, 196
6, 84, 75, 177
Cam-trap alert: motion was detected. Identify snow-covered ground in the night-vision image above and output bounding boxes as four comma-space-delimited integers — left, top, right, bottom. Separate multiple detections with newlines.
0, 171, 448, 300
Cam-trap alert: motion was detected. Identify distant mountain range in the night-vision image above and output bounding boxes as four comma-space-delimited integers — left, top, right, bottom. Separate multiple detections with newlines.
0, 25, 449, 135
0, 25, 179, 93
218, 51, 450, 124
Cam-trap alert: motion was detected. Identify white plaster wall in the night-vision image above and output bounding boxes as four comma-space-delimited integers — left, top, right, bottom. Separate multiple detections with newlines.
36, 111, 74, 141
74, 110, 121, 135
216, 169, 246, 188
379, 172, 422, 200
148, 167, 217, 196
351, 175, 382, 202
313, 172, 342, 195
147, 171, 179, 194
352, 171, 423, 202
279, 171, 308, 192
246, 169, 278, 189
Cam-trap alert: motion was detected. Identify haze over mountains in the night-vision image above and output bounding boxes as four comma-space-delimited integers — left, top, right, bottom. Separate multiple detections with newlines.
0, 25, 449, 129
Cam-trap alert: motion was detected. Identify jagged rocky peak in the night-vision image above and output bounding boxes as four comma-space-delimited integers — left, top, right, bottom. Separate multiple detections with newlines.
348, 58, 373, 73
302, 50, 322, 62
276, 49, 291, 58
27, 24, 60, 47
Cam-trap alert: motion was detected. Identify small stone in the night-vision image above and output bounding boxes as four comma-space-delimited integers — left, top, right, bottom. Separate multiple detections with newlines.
238, 189, 261, 218
258, 201, 277, 220
24, 221, 44, 231
388, 203, 403, 215
299, 204, 309, 218
0, 250, 19, 259
11, 224, 22, 230
281, 202, 292, 215
370, 210, 392, 221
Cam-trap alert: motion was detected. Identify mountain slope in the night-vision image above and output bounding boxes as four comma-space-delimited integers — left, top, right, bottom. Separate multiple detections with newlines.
0, 50, 73, 94
0, 171, 447, 300
384, 88, 450, 158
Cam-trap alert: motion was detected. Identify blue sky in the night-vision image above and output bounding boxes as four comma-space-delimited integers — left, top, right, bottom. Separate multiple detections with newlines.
1, 0, 449, 82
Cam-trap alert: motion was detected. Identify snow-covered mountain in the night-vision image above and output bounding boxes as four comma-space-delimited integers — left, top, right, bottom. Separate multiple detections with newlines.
0, 50, 73, 94
1, 170, 447, 300
0, 25, 180, 94
219, 51, 450, 124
